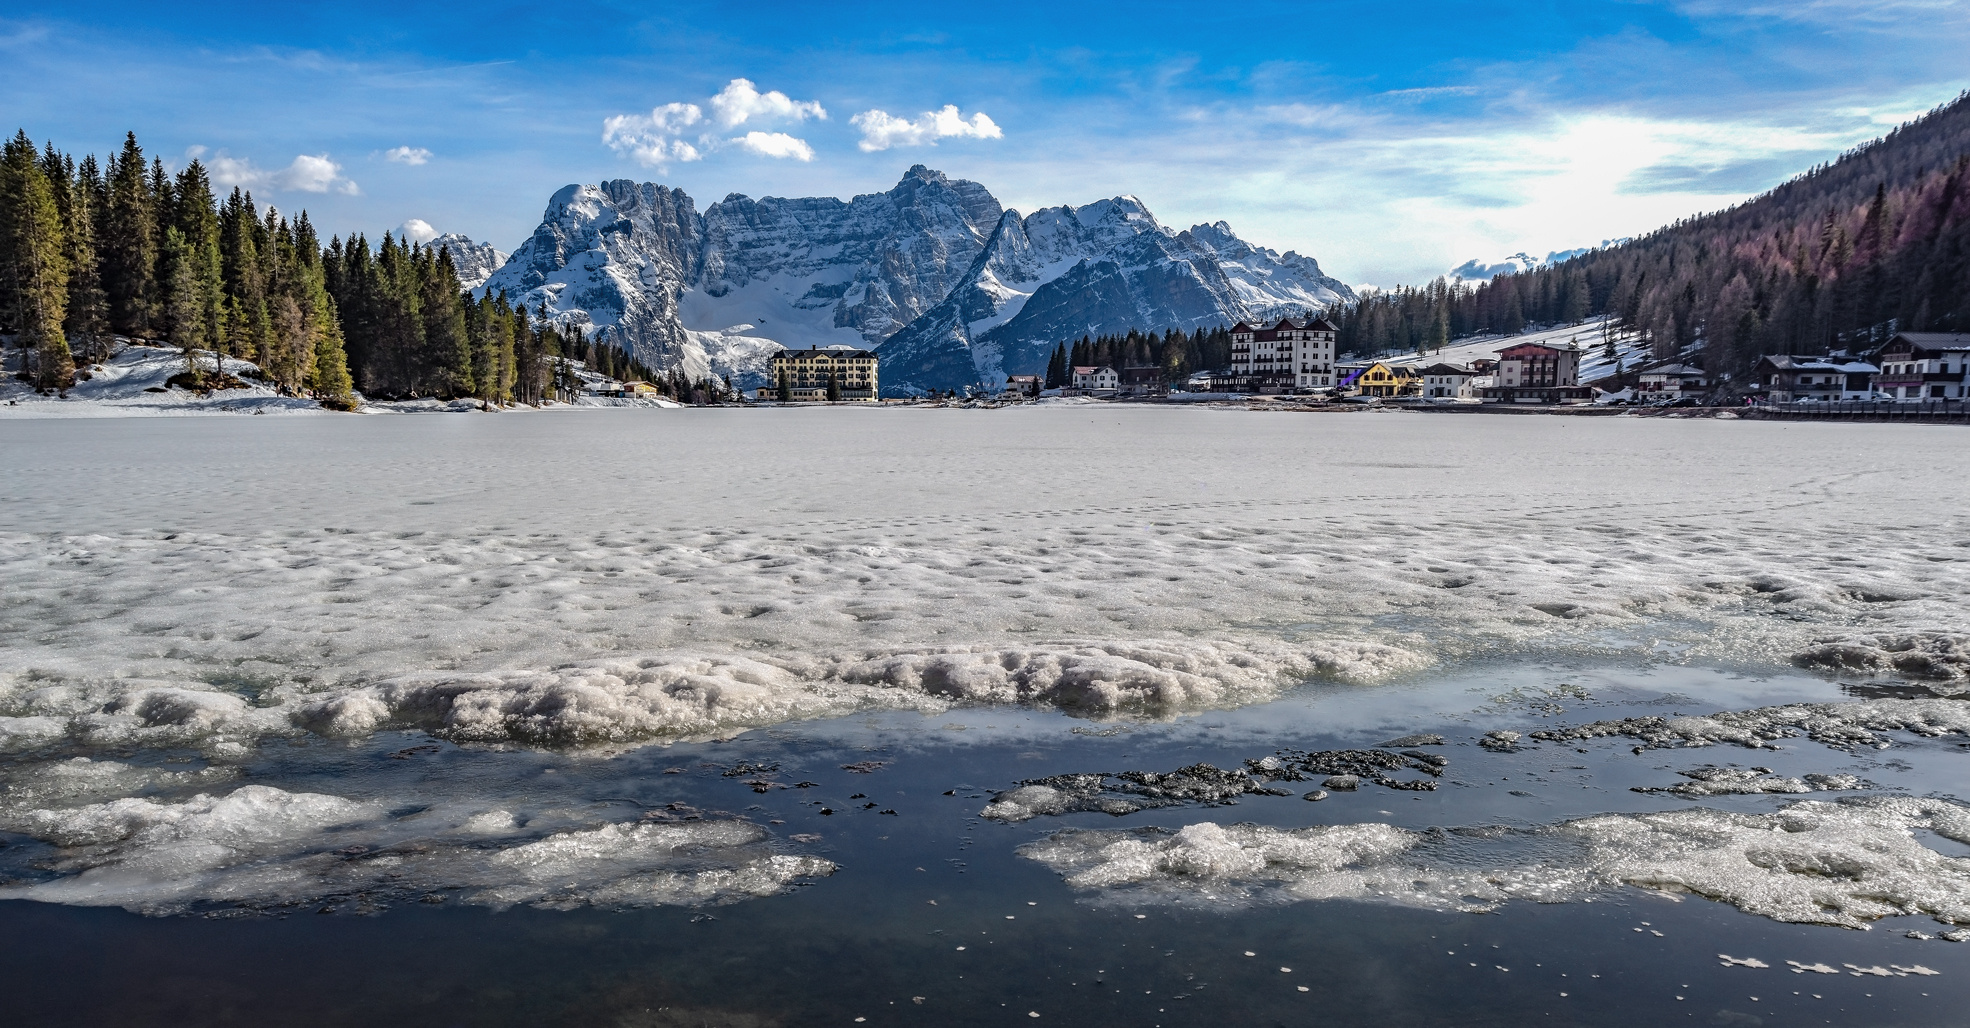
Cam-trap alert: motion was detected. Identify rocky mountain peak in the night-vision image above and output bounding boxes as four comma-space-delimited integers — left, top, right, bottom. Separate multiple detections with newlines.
481, 170, 1354, 395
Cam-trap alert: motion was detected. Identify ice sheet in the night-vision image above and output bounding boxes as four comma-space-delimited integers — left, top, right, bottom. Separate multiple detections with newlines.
3, 411, 1966, 756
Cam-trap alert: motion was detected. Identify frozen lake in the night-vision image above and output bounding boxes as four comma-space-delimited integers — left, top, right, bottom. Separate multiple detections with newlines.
1, 407, 1966, 1024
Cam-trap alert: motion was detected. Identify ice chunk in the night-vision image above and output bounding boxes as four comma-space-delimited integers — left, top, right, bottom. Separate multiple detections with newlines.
1529, 697, 1970, 752
0, 785, 834, 916
1021, 796, 1970, 930
1632, 767, 1872, 797
1794, 633, 1970, 683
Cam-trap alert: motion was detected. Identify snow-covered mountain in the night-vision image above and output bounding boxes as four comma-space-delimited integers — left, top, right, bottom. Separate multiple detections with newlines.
1447, 240, 1631, 283
430, 233, 509, 292
482, 166, 1354, 393
879, 204, 1353, 392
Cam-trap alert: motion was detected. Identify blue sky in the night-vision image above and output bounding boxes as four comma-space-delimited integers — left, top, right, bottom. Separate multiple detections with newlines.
3, 1, 1965, 286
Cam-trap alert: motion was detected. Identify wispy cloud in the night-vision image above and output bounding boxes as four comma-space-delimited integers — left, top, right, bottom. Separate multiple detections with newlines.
384, 145, 431, 165
850, 104, 1002, 151
603, 79, 825, 169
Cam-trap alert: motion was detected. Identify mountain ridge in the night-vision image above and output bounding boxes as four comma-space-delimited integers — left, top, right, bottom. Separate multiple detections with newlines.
479, 166, 1353, 393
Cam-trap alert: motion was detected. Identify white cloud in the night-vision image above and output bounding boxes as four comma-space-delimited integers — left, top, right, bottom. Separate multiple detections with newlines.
385, 146, 432, 165
200, 150, 359, 195
603, 102, 708, 168
604, 80, 824, 168
282, 154, 345, 192
732, 131, 816, 161
709, 77, 826, 128
851, 105, 1002, 151
399, 218, 438, 243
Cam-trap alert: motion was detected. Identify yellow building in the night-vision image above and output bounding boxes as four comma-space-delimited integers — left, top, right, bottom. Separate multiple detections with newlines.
1354, 362, 1421, 397
757, 346, 880, 402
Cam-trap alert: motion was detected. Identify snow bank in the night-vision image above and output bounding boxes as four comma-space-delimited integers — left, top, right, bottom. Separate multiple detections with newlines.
0, 345, 331, 418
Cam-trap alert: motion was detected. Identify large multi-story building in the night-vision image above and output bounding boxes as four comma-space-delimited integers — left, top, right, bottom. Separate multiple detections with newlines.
1482, 341, 1591, 403
757, 346, 879, 402
1872, 332, 1970, 400
1228, 316, 1339, 392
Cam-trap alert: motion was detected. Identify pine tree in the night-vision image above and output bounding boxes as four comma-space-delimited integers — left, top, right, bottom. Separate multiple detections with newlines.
218, 187, 270, 369
173, 161, 226, 377
0, 131, 72, 391
101, 133, 156, 337
63, 154, 111, 364
422, 247, 472, 396
160, 226, 206, 384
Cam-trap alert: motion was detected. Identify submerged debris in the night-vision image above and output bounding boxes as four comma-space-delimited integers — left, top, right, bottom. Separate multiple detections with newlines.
982, 764, 1287, 822
1380, 734, 1445, 747
840, 761, 889, 774
981, 748, 1449, 822
1247, 748, 1447, 790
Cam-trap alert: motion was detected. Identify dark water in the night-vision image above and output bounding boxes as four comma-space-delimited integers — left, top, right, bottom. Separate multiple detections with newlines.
3, 661, 1966, 1027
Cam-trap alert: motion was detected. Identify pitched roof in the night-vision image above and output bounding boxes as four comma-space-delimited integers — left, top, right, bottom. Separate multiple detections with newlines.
1756, 355, 1878, 373
1497, 341, 1579, 356
1419, 363, 1471, 375
1886, 332, 1970, 352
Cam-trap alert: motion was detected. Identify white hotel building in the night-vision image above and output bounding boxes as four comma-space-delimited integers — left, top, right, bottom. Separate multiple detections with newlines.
1228, 316, 1339, 392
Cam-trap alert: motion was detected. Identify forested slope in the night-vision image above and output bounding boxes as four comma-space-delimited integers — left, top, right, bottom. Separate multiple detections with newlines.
1332, 92, 1970, 374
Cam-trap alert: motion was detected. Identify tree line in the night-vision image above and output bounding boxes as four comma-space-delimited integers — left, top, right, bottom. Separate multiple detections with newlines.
0, 130, 355, 401
1039, 326, 1235, 387
0, 130, 724, 407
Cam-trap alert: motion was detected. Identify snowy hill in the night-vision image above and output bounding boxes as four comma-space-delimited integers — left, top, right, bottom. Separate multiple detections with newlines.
431, 233, 510, 292
481, 166, 1354, 394
1372, 317, 1660, 385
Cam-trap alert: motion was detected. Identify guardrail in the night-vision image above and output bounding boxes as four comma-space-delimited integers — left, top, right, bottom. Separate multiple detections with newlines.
1743, 400, 1970, 423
